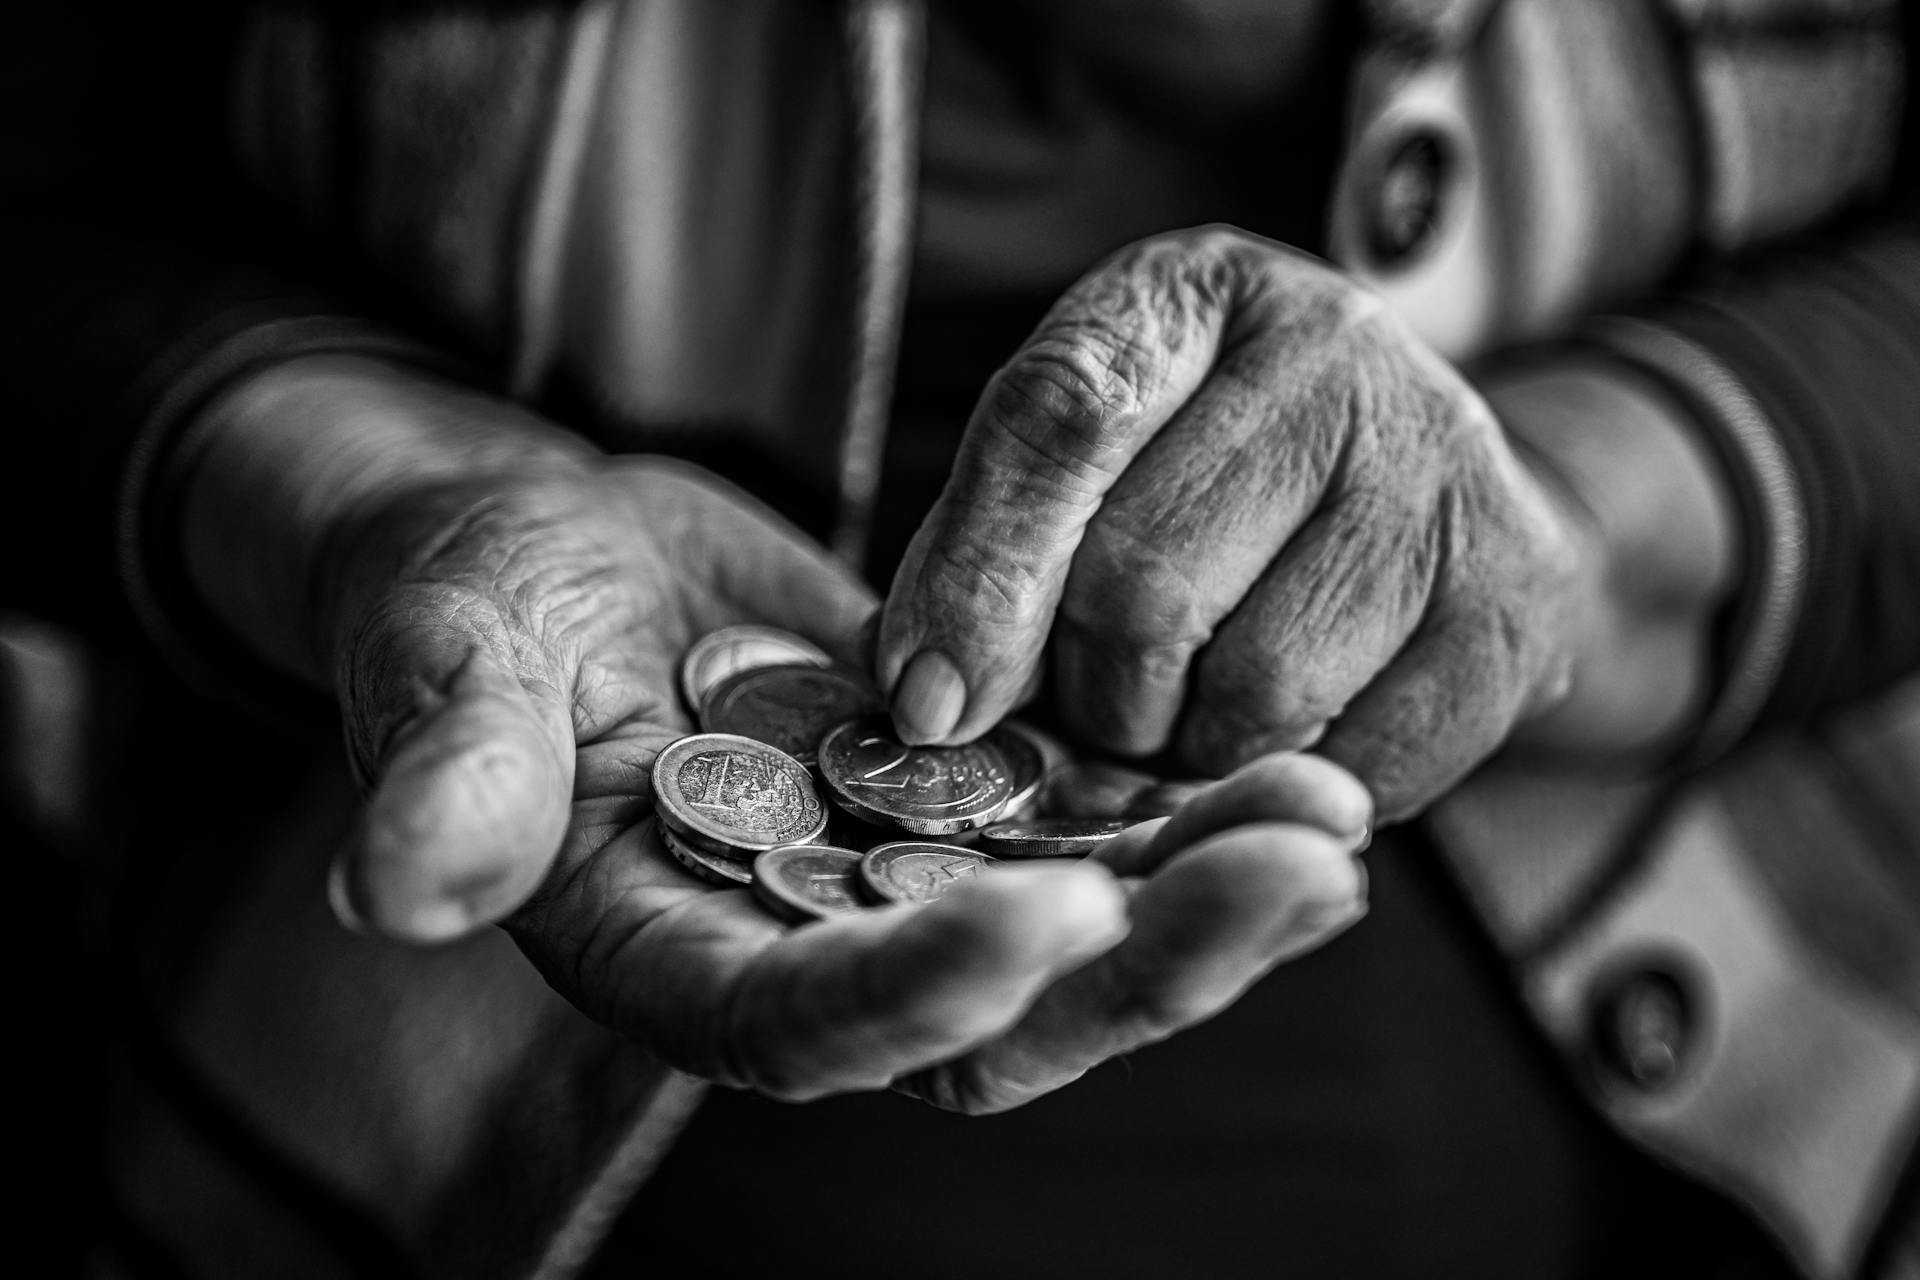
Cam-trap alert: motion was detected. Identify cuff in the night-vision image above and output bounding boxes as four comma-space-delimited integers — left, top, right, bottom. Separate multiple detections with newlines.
1574, 316, 1811, 770
116, 310, 452, 723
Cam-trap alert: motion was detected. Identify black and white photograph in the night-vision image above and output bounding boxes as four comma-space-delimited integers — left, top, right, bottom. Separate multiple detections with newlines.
6, 2, 1919, 1276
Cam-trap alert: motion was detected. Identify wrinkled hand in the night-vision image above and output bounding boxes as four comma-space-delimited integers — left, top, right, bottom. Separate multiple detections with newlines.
304, 395, 1369, 1112
879, 226, 1598, 818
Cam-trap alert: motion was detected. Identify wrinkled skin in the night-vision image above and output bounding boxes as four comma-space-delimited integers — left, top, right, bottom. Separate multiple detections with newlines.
312, 428, 1372, 1113
880, 227, 1597, 819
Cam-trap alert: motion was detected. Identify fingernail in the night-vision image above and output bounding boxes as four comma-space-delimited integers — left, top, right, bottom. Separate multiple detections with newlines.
327, 856, 369, 934
892, 650, 966, 744
1352, 823, 1372, 854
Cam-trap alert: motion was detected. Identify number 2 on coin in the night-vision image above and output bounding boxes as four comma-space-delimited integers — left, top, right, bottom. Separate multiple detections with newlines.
845, 736, 915, 791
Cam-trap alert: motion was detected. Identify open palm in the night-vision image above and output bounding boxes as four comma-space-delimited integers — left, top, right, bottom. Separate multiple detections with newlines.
328, 451, 1372, 1112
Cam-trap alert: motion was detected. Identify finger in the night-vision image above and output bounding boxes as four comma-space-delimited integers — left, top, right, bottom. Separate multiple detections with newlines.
878, 231, 1258, 746
631, 457, 881, 665
624, 861, 1131, 1101
336, 607, 576, 942
1039, 759, 1158, 818
898, 821, 1365, 1114
1177, 493, 1438, 776
1051, 293, 1372, 755
1096, 752, 1373, 877
1315, 600, 1537, 821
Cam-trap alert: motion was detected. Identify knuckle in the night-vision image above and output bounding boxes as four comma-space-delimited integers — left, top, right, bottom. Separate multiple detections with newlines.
986, 337, 1150, 490
339, 600, 468, 780
1352, 744, 1442, 821
919, 533, 1056, 637
1189, 222, 1259, 258
1061, 523, 1211, 657
1200, 643, 1336, 735
1438, 576, 1546, 699
1331, 276, 1395, 333
1115, 980, 1219, 1041
1088, 929, 1225, 1039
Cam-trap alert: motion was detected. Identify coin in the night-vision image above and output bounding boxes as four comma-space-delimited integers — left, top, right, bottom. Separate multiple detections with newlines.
859, 841, 998, 905
976, 817, 1133, 859
652, 734, 829, 853
752, 845, 868, 923
816, 717, 1014, 835
990, 724, 1048, 821
657, 818, 755, 887
679, 626, 833, 714
698, 664, 883, 764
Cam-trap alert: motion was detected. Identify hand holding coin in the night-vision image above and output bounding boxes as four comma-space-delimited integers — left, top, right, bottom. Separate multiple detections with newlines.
331, 461, 1369, 1111
876, 227, 1595, 819
520, 743, 1369, 1112
309, 442, 1137, 1106
201, 354, 1376, 1118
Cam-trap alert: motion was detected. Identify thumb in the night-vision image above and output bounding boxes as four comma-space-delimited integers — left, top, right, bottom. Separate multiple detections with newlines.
875, 232, 1234, 746
332, 600, 576, 943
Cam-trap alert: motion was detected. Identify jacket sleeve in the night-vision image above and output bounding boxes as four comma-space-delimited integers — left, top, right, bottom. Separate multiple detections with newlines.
1434, 164, 1920, 1280
1423, 17, 1920, 1279
1579, 43, 1920, 760
4, 17, 715, 1280
0, 7, 428, 665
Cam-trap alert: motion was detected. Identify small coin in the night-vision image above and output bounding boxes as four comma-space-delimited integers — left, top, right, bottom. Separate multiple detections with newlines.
859, 841, 998, 905
679, 626, 833, 715
660, 816, 754, 859
817, 717, 1014, 835
698, 664, 883, 764
1123, 780, 1212, 819
976, 817, 1133, 859
752, 845, 868, 923
657, 818, 755, 887
990, 724, 1048, 821
652, 734, 829, 853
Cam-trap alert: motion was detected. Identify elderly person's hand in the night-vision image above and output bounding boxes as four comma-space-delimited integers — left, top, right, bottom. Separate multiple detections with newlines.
177, 354, 1371, 1113
879, 227, 1737, 818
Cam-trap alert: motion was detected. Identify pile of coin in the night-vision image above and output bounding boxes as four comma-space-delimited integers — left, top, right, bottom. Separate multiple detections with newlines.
652, 625, 1190, 925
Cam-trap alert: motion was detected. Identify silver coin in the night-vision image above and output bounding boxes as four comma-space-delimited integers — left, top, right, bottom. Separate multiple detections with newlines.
859, 841, 998, 905
752, 845, 868, 924
976, 817, 1134, 859
657, 818, 755, 887
817, 717, 1014, 835
698, 664, 882, 764
1123, 780, 1212, 819
679, 626, 833, 715
990, 724, 1048, 821
659, 814, 755, 859
652, 734, 828, 853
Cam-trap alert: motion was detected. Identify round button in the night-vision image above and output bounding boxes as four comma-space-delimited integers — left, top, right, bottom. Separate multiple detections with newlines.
1363, 129, 1450, 269
1588, 964, 1695, 1092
